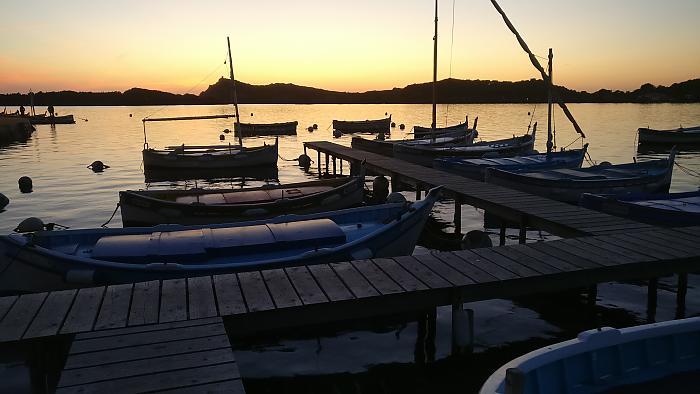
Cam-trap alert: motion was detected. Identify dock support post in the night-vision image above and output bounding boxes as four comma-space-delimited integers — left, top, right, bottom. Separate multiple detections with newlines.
415, 184, 421, 200
454, 199, 462, 234
317, 150, 321, 177
647, 278, 658, 322
340, 159, 343, 175
499, 221, 507, 246
451, 300, 474, 356
414, 309, 437, 365
518, 219, 527, 244
676, 273, 688, 319
427, 308, 436, 363
325, 153, 329, 176
332, 156, 337, 175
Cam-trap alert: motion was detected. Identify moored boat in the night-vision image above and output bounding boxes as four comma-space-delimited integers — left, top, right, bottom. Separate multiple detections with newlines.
142, 139, 278, 170
638, 125, 700, 146
579, 189, 700, 226
120, 174, 366, 226
480, 316, 700, 394
484, 151, 676, 204
434, 144, 588, 181
333, 116, 391, 134
0, 113, 75, 125
234, 121, 298, 137
412, 121, 472, 139
351, 128, 476, 157
0, 187, 441, 292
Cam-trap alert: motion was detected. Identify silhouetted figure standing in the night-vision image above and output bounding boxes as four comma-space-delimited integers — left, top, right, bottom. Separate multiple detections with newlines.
19, 105, 25, 115
48, 105, 55, 117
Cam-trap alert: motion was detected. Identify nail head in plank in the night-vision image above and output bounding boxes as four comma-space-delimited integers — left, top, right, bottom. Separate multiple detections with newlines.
61, 287, 106, 334
128, 280, 160, 326
0, 292, 47, 342
393, 255, 451, 288
24, 289, 77, 338
187, 276, 217, 320
284, 266, 329, 305
372, 258, 428, 291
213, 274, 247, 315
159, 279, 187, 323
351, 260, 403, 294
238, 271, 275, 312
94, 283, 133, 330
262, 269, 303, 308
307, 264, 354, 301
330, 261, 380, 298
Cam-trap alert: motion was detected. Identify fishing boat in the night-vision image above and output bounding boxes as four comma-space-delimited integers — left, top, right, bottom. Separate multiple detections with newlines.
0, 187, 441, 292
434, 144, 588, 181
120, 174, 366, 226
412, 119, 474, 139
234, 121, 298, 137
0, 113, 76, 125
484, 151, 676, 204
333, 116, 391, 134
480, 316, 700, 394
638, 125, 700, 146
351, 128, 476, 157
580, 189, 700, 226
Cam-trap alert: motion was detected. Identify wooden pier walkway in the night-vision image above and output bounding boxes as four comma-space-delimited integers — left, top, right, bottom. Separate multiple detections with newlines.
304, 141, 656, 238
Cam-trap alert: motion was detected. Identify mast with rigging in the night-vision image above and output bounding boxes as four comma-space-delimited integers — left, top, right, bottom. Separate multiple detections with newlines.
227, 36, 243, 148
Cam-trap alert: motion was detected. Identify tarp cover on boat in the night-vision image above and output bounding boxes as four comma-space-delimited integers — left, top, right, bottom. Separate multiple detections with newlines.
91, 219, 346, 263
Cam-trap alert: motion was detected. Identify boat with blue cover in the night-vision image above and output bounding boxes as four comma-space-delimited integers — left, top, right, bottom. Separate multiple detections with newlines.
480, 316, 700, 394
0, 187, 441, 292
580, 190, 700, 226
434, 144, 588, 181
484, 151, 676, 203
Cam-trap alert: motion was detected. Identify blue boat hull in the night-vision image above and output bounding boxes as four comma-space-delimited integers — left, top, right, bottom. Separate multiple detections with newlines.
580, 190, 700, 226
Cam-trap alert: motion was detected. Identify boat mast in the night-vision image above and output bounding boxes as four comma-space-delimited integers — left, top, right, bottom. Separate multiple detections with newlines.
546, 48, 553, 154
227, 36, 243, 148
431, 0, 438, 140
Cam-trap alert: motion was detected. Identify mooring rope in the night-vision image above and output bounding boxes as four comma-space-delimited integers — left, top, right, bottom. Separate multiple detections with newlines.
101, 203, 121, 228
675, 162, 700, 179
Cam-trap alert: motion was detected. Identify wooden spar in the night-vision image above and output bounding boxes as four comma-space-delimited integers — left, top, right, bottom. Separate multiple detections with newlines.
431, 0, 438, 139
227, 36, 243, 148
142, 115, 236, 123
547, 48, 553, 154
489, 0, 586, 139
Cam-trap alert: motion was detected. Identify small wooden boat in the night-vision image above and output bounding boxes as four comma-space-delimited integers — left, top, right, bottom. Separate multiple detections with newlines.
0, 187, 441, 292
333, 116, 391, 134
234, 121, 298, 137
434, 144, 588, 181
480, 316, 700, 394
393, 132, 536, 167
0, 113, 75, 125
351, 129, 476, 157
638, 125, 700, 146
580, 189, 700, 226
0, 118, 34, 145
412, 122, 472, 139
485, 151, 676, 204
120, 174, 366, 226
142, 140, 278, 170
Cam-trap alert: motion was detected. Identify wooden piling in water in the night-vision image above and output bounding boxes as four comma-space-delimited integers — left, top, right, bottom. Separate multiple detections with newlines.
454, 199, 462, 234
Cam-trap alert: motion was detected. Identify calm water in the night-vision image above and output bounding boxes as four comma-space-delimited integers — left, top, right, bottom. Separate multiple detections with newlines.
1, 103, 699, 393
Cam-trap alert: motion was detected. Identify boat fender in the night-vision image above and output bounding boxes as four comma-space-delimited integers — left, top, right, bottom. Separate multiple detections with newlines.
399, 124, 406, 130
313, 123, 318, 130
386, 192, 406, 204
333, 129, 342, 138
599, 161, 612, 167
460, 230, 493, 249
372, 176, 390, 203
391, 122, 396, 128
18, 176, 32, 193
307, 126, 314, 132
351, 248, 373, 260
298, 154, 312, 168
15, 217, 44, 233
65, 269, 95, 285
321, 194, 341, 205
87, 160, 110, 172
0, 193, 8, 210
242, 208, 268, 216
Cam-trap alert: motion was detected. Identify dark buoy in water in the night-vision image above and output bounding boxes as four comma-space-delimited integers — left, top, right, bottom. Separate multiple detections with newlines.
372, 176, 390, 203
391, 122, 396, 128
18, 176, 32, 193
222, 128, 231, 134
129, 114, 133, 117
333, 129, 342, 138
298, 154, 312, 168
15, 217, 44, 233
460, 230, 493, 250
399, 124, 405, 130
220, 134, 225, 141
88, 161, 110, 172
0, 193, 8, 210
307, 126, 314, 132
250, 113, 254, 116
313, 124, 318, 130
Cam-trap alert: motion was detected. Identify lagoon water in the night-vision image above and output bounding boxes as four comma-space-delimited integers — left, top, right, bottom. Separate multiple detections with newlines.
1, 103, 699, 393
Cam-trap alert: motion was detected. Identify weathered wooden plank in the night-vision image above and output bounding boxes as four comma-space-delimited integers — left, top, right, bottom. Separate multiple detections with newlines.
213, 274, 247, 315
187, 276, 217, 320
506, 244, 580, 272
262, 269, 303, 308
544, 241, 618, 267
414, 253, 474, 285
470, 248, 538, 277
94, 284, 133, 330
331, 261, 379, 298
434, 252, 499, 283
491, 247, 560, 275
76, 317, 222, 340
238, 271, 275, 312
285, 266, 329, 305
351, 260, 403, 295
153, 379, 246, 394
24, 289, 77, 338
0, 292, 47, 342
529, 242, 601, 269
0, 296, 18, 322
159, 279, 187, 323
393, 256, 451, 288
635, 231, 700, 256
564, 238, 635, 264
61, 287, 106, 334
574, 237, 655, 263
458, 249, 519, 280
372, 258, 429, 291
307, 264, 354, 301
609, 234, 685, 260
128, 280, 160, 326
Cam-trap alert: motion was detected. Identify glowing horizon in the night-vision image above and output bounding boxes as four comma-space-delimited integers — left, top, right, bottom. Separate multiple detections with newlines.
1, 0, 698, 95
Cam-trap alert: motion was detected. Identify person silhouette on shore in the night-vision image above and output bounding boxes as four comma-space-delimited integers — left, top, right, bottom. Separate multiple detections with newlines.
48, 105, 55, 117
19, 106, 25, 115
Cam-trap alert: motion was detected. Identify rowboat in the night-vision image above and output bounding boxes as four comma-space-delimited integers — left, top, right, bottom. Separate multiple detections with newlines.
142, 139, 278, 170
333, 116, 391, 134
638, 125, 700, 146
434, 144, 588, 181
120, 174, 366, 226
485, 151, 676, 203
234, 121, 298, 137
0, 187, 441, 292
412, 122, 472, 139
480, 316, 700, 394
351, 129, 477, 157
0, 113, 75, 125
580, 189, 700, 226
393, 132, 536, 167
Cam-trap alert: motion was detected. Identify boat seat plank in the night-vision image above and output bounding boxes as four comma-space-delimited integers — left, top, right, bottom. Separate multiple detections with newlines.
94, 284, 133, 331
187, 276, 217, 320
393, 256, 451, 288
285, 266, 329, 305
435, 252, 500, 283
372, 258, 428, 291
128, 280, 160, 326
159, 279, 187, 323
350, 260, 403, 295
0, 292, 48, 342
24, 289, 77, 339
238, 271, 275, 312
330, 261, 380, 298
213, 274, 247, 315
413, 254, 474, 286
60, 287, 106, 334
306, 264, 355, 301
262, 269, 303, 308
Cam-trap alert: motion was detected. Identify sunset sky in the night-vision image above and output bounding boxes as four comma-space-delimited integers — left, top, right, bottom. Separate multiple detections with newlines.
1, 0, 698, 94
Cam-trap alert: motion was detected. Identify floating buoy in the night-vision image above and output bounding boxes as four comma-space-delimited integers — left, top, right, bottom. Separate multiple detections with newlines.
0, 193, 8, 210
307, 126, 314, 132
386, 192, 406, 204
333, 130, 342, 138
15, 217, 44, 233
399, 124, 405, 130
250, 113, 254, 116
385, 112, 388, 116
129, 114, 133, 117
220, 134, 225, 141
460, 230, 493, 250
298, 154, 312, 168
372, 176, 390, 203
313, 124, 318, 130
391, 122, 396, 128
87, 161, 110, 172
222, 128, 232, 134
18, 176, 32, 193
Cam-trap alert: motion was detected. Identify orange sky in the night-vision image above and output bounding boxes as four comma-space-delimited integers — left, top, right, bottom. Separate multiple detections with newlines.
1, 0, 698, 94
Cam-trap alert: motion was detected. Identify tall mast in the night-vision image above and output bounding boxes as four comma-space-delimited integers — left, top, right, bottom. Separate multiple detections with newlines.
227, 36, 242, 147
431, 0, 438, 134
546, 48, 553, 154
